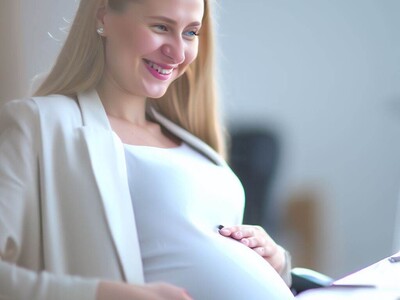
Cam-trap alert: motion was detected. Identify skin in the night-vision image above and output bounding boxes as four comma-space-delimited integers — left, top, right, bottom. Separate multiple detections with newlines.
219, 225, 286, 274
97, 281, 192, 300
94, 0, 287, 298
96, 0, 203, 148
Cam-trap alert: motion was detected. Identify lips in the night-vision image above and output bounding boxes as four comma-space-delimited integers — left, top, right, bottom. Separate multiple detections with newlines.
143, 59, 174, 75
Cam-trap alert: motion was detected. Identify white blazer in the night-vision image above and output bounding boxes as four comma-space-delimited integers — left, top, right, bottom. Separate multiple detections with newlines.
0, 90, 227, 300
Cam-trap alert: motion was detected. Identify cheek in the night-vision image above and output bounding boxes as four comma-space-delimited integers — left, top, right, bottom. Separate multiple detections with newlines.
115, 30, 143, 55
107, 20, 157, 57
185, 43, 199, 65
177, 43, 199, 77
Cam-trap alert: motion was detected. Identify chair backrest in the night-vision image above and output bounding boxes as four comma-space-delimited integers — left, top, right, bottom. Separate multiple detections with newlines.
228, 129, 280, 226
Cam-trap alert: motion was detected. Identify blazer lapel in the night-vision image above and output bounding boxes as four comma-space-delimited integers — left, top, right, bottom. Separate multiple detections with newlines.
77, 90, 144, 283
148, 107, 227, 167
75, 90, 226, 284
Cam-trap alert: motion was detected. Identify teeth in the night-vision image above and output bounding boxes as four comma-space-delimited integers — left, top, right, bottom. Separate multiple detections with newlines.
148, 61, 173, 75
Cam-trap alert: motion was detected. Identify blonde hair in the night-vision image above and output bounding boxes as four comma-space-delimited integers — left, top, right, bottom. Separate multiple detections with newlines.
34, 0, 226, 157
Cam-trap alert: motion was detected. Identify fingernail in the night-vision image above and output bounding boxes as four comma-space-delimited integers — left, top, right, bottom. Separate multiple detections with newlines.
220, 228, 230, 235
234, 231, 243, 238
217, 225, 224, 230
241, 238, 249, 246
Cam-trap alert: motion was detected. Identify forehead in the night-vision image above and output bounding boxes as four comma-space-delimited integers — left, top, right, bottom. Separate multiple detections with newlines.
127, 0, 205, 24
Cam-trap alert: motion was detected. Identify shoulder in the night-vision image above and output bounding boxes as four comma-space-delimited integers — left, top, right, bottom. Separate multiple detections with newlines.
32, 94, 81, 117
0, 98, 39, 130
0, 94, 83, 134
32, 94, 83, 127
0, 99, 41, 152
1, 94, 80, 118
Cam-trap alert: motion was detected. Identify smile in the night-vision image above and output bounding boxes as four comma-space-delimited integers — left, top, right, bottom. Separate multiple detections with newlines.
144, 59, 174, 75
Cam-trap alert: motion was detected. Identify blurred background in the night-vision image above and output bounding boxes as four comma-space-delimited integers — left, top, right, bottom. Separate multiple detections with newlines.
1, 0, 400, 279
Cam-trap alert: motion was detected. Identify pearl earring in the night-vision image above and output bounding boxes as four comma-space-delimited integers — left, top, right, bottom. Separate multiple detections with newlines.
97, 27, 104, 35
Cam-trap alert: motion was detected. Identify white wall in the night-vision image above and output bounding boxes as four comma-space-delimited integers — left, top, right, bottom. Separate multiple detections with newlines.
0, 0, 77, 102
21, 0, 78, 95
217, 0, 400, 277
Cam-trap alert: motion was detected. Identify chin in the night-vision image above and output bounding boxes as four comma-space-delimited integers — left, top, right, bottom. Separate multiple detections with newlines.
144, 86, 171, 99
146, 90, 167, 99
148, 94, 165, 100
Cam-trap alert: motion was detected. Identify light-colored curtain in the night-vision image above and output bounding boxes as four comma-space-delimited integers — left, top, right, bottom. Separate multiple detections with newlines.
0, 0, 76, 105
0, 0, 25, 103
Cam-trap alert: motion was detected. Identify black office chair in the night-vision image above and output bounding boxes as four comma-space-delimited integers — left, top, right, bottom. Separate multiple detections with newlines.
229, 129, 280, 228
228, 128, 333, 295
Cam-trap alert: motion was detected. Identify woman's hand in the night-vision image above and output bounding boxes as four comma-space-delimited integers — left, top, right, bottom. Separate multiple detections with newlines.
219, 225, 286, 274
97, 281, 192, 300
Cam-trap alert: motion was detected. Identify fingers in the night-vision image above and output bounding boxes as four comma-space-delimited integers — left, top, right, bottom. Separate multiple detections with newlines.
97, 281, 193, 300
147, 282, 193, 300
219, 225, 271, 250
252, 245, 284, 272
252, 245, 275, 257
218, 224, 286, 273
218, 225, 263, 240
240, 236, 269, 248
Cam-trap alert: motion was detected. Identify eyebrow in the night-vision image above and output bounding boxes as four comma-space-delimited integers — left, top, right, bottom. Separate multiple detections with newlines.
146, 16, 201, 27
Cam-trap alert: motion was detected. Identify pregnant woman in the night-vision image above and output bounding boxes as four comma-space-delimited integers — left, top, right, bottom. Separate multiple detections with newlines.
0, 0, 294, 299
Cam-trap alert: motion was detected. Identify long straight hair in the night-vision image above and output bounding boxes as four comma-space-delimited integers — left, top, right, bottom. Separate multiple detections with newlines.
35, 0, 226, 157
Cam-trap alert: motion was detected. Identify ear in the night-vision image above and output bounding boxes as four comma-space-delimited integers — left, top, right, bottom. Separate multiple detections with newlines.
96, 5, 107, 31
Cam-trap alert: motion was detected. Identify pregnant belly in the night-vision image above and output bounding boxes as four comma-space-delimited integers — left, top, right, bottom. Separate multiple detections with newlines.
143, 234, 294, 300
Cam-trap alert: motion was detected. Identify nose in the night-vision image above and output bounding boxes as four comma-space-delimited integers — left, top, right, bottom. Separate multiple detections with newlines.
161, 37, 185, 64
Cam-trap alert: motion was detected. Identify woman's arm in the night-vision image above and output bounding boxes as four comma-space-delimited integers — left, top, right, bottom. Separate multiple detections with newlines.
0, 100, 192, 300
0, 261, 192, 300
97, 281, 191, 300
0, 261, 99, 300
0, 99, 100, 300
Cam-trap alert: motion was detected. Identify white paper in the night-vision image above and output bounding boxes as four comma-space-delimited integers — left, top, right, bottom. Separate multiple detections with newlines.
296, 287, 400, 300
295, 251, 400, 299
333, 251, 400, 289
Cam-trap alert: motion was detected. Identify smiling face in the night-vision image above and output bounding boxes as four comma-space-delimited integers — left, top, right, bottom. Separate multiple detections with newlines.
98, 0, 204, 99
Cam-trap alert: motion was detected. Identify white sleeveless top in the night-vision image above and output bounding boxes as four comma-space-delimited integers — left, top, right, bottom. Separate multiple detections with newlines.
124, 143, 293, 300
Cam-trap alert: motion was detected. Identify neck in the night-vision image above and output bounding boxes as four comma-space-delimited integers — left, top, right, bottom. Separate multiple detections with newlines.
96, 75, 148, 125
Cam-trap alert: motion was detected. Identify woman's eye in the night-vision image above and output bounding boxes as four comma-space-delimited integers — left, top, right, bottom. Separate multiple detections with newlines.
183, 30, 199, 39
153, 25, 168, 32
